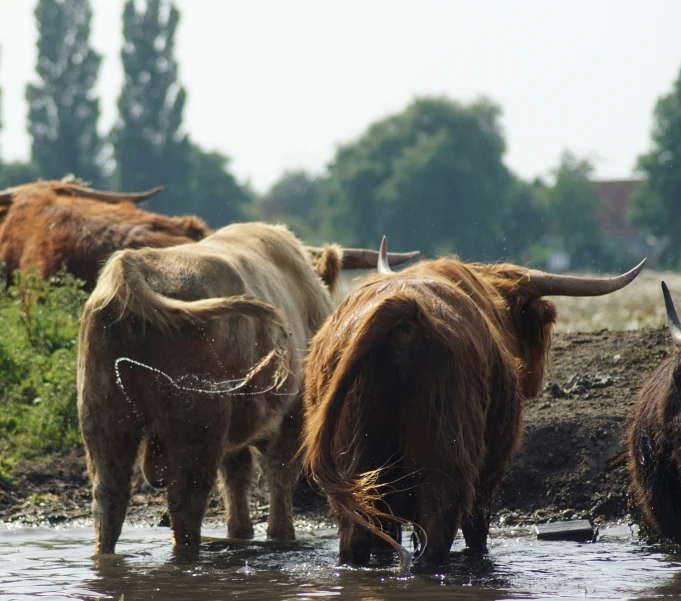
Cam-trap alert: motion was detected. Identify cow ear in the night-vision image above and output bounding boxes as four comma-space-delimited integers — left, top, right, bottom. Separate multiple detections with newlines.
305, 245, 343, 292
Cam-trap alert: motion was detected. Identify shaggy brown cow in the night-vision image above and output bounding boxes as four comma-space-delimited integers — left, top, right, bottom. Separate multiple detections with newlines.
77, 222, 418, 556
303, 239, 645, 570
627, 281, 681, 544
0, 180, 209, 290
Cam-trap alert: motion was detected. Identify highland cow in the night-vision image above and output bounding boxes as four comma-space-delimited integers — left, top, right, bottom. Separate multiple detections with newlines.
303, 238, 645, 569
628, 281, 681, 544
77, 223, 418, 555
0, 180, 209, 290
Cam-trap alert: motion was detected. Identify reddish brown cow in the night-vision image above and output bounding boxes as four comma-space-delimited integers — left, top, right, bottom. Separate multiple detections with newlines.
77, 223, 418, 556
303, 239, 645, 570
627, 282, 681, 544
0, 180, 209, 290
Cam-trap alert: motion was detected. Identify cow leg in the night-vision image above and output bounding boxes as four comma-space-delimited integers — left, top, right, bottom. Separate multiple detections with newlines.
166, 435, 222, 556
81, 405, 143, 555
219, 447, 255, 539
461, 498, 491, 552
415, 477, 459, 571
338, 516, 374, 566
258, 406, 303, 540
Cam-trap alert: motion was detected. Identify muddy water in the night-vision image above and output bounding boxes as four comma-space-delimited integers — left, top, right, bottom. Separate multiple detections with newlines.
0, 524, 679, 600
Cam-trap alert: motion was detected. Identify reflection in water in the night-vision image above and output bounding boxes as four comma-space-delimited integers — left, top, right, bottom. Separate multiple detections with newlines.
0, 525, 680, 600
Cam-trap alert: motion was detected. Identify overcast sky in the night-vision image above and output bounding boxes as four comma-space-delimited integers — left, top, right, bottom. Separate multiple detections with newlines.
0, 0, 679, 193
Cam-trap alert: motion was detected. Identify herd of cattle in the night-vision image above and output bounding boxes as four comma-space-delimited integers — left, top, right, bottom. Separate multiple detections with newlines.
1, 178, 680, 570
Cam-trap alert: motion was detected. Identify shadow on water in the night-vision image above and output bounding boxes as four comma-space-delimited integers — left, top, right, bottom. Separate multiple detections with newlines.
1, 525, 681, 600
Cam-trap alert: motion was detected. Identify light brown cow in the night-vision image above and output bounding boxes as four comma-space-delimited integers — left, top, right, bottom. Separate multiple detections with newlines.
303, 238, 645, 570
0, 180, 209, 290
77, 222, 418, 555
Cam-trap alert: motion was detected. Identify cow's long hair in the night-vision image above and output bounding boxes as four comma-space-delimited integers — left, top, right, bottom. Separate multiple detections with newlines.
627, 351, 681, 542
302, 258, 557, 563
0, 182, 210, 290
86, 247, 293, 388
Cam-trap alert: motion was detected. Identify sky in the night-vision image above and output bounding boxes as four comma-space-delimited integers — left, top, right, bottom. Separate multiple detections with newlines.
0, 0, 680, 194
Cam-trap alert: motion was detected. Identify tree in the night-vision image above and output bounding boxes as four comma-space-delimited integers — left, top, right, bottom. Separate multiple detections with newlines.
0, 162, 40, 188
325, 97, 513, 259
261, 170, 325, 219
25, 0, 105, 185
629, 67, 681, 267
187, 144, 252, 228
498, 176, 550, 264
546, 152, 611, 269
111, 0, 191, 215
258, 170, 331, 242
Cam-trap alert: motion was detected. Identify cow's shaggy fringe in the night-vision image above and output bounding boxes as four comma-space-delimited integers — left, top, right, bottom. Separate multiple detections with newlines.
303, 258, 557, 569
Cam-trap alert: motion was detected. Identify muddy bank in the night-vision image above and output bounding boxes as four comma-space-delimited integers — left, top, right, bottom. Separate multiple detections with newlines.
0, 327, 673, 531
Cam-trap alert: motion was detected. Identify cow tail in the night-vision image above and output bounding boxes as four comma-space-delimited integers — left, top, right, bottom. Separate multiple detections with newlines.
88, 249, 291, 388
305, 293, 426, 570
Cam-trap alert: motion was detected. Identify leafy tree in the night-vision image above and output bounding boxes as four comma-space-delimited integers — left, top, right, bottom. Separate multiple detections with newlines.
499, 176, 550, 264
629, 67, 681, 267
25, 0, 105, 185
325, 97, 512, 259
187, 143, 252, 228
258, 170, 332, 242
0, 162, 41, 188
546, 152, 611, 269
112, 0, 190, 215
261, 170, 325, 219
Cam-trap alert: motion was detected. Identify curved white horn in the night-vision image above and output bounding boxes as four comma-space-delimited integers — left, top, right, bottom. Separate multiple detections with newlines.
377, 236, 393, 274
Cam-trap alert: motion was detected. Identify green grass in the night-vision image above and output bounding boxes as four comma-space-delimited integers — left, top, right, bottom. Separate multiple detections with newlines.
0, 270, 87, 477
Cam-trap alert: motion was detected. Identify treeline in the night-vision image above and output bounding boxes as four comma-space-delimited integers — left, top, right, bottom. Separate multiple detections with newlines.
0, 0, 680, 269
0, 0, 250, 228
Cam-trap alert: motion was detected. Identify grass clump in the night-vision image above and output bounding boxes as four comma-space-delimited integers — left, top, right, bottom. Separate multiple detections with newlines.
0, 270, 88, 467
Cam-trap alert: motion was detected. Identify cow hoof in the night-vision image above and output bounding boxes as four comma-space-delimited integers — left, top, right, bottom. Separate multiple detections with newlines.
172, 542, 200, 560
463, 544, 489, 555
266, 528, 295, 541
228, 526, 255, 540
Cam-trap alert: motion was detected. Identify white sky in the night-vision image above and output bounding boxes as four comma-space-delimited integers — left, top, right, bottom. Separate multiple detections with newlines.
0, 0, 679, 193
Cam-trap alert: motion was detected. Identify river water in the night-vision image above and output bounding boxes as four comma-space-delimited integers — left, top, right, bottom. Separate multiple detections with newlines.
0, 523, 679, 600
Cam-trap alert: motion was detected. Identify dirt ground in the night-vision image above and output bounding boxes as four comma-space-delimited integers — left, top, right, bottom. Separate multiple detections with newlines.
0, 327, 674, 532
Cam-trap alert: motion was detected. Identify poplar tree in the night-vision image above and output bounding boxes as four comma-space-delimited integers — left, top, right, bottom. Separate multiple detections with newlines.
26, 0, 104, 185
111, 0, 190, 214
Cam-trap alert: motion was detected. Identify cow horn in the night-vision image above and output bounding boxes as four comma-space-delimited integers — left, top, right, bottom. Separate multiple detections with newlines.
528, 259, 646, 297
377, 236, 393, 274
662, 281, 681, 349
341, 245, 419, 270
55, 183, 165, 204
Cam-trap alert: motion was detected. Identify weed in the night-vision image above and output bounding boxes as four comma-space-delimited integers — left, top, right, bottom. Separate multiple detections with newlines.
0, 269, 87, 472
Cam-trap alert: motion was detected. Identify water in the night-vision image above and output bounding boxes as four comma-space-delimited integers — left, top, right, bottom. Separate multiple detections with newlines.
0, 524, 679, 600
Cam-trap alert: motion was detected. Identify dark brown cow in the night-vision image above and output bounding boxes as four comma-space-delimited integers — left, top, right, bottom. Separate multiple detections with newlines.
303, 238, 645, 570
0, 180, 209, 290
627, 281, 681, 544
77, 223, 418, 556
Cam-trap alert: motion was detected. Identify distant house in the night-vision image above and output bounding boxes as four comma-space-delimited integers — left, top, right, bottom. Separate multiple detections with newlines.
593, 179, 663, 267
